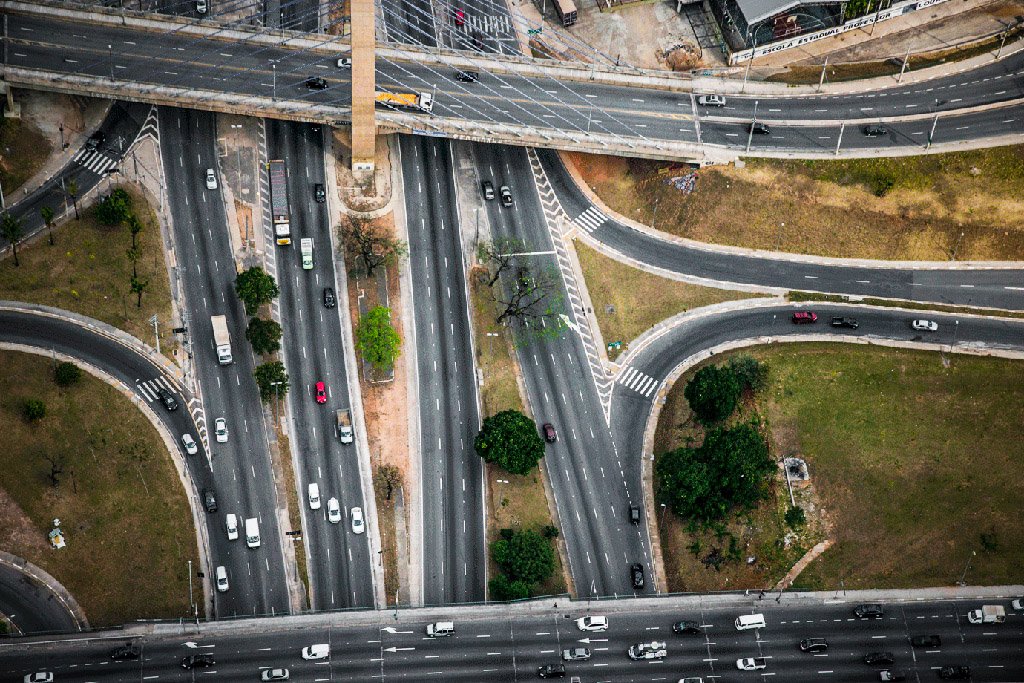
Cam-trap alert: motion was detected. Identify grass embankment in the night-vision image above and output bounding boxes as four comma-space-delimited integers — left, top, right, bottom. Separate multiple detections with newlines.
574, 241, 762, 360
0, 184, 176, 357
566, 147, 1024, 261
655, 345, 1024, 591
0, 117, 52, 194
471, 269, 568, 597
0, 351, 196, 626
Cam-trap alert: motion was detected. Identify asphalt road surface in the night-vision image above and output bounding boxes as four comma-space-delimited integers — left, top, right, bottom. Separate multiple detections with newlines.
0, 561, 79, 635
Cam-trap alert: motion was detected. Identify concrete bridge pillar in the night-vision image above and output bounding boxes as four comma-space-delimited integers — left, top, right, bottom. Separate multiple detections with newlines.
351, 0, 375, 179
2, 82, 22, 119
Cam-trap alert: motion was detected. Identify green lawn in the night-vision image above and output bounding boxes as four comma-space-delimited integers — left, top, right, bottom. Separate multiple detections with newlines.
654, 345, 1024, 591
0, 351, 196, 627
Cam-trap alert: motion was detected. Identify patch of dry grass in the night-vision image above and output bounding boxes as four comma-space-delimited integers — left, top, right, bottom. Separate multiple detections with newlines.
0, 116, 52, 193
0, 351, 196, 627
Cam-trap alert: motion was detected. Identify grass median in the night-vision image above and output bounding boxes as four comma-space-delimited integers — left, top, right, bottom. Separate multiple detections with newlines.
655, 344, 1024, 591
0, 351, 196, 627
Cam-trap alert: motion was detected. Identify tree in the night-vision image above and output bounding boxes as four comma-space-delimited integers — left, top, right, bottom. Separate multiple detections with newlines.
54, 361, 82, 387
254, 361, 289, 402
125, 245, 141, 278
1, 212, 24, 267
478, 237, 526, 288
494, 266, 563, 330
491, 528, 555, 585
41, 452, 64, 488
784, 505, 806, 529
22, 398, 46, 422
683, 364, 742, 425
40, 205, 55, 246
340, 215, 408, 278
246, 316, 282, 355
67, 179, 80, 220
474, 409, 546, 475
130, 273, 149, 307
488, 573, 533, 601
355, 306, 401, 371
235, 266, 280, 315
656, 422, 773, 525
375, 464, 403, 502
728, 355, 769, 393
95, 188, 133, 226
126, 213, 143, 249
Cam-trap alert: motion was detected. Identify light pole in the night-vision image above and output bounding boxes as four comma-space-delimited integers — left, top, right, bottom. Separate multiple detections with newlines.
745, 100, 759, 154
270, 380, 283, 419
957, 550, 976, 586
660, 503, 667, 526
187, 559, 196, 620
952, 230, 965, 260
59, 122, 67, 150
271, 62, 277, 101
108, 44, 114, 80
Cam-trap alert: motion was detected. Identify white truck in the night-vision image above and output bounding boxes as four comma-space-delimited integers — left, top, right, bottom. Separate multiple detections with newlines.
336, 409, 353, 444
211, 315, 232, 364
300, 238, 314, 270
967, 604, 1006, 624
245, 517, 261, 548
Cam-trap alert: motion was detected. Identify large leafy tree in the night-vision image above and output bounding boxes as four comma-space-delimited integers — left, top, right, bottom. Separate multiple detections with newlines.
340, 215, 408, 278
95, 188, 133, 226
235, 266, 280, 316
656, 422, 773, 525
254, 361, 289, 402
488, 573, 533, 601
683, 364, 742, 425
474, 409, 546, 475
491, 529, 555, 586
246, 316, 282, 355
355, 305, 401, 371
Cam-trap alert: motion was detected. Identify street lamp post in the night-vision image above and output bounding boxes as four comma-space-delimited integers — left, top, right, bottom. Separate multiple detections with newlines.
957, 550, 976, 586
272, 62, 277, 101
745, 100, 759, 154
660, 502, 667, 526
108, 44, 114, 80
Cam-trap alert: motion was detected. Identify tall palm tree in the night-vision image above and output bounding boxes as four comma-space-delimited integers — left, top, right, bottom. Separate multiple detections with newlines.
40, 205, 55, 245
1, 212, 24, 267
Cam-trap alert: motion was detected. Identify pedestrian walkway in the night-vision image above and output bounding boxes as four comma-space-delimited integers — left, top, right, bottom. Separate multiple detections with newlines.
572, 206, 607, 235
616, 365, 659, 398
72, 147, 118, 176
135, 374, 176, 403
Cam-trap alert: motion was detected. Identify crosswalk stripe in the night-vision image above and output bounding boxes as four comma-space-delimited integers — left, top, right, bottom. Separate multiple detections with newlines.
72, 148, 116, 175
573, 206, 607, 233
618, 366, 658, 398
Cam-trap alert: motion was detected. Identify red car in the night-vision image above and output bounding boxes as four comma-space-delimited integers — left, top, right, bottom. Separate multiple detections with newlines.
454, 7, 465, 26
792, 311, 817, 324
315, 381, 327, 404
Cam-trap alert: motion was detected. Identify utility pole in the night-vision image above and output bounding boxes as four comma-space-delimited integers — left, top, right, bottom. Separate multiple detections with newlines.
834, 121, 845, 156
926, 113, 938, 149
271, 62, 277, 101
108, 44, 114, 80
693, 93, 702, 145
897, 47, 910, 83
745, 100, 759, 154
187, 559, 196, 622
957, 550, 976, 586
817, 56, 829, 92
742, 31, 757, 94
150, 314, 160, 354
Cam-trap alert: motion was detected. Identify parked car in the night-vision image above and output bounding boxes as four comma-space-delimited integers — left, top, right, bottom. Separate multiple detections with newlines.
696, 94, 726, 107
749, 122, 770, 135
205, 168, 217, 190
351, 506, 365, 534
576, 615, 608, 631
315, 381, 327, 404
629, 505, 641, 525
911, 319, 938, 331
327, 497, 341, 524
304, 77, 328, 90
910, 634, 941, 647
542, 423, 557, 443
830, 316, 859, 329
672, 620, 702, 635
86, 130, 105, 149
862, 125, 889, 137
736, 657, 768, 670
181, 654, 215, 669
630, 562, 645, 589
109, 643, 141, 660
799, 637, 828, 652
156, 387, 179, 411
536, 664, 566, 678
302, 644, 330, 660
562, 647, 591, 661
261, 669, 290, 681
481, 180, 495, 200
214, 417, 228, 443
792, 311, 818, 324
863, 652, 895, 665
455, 70, 478, 83
500, 185, 513, 207
854, 604, 885, 619
181, 433, 198, 455
202, 488, 217, 513
314, 183, 326, 202
937, 666, 971, 680
879, 671, 906, 681
323, 287, 336, 308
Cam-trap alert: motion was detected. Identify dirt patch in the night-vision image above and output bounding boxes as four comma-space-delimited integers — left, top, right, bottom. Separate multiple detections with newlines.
566, 148, 1024, 261
0, 115, 52, 195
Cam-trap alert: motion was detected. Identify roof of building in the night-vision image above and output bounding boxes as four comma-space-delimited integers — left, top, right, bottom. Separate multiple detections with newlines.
735, 0, 842, 26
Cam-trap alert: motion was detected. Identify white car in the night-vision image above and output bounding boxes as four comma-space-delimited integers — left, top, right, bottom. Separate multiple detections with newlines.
308, 483, 321, 510
1012, 598, 1024, 611
575, 615, 608, 632
215, 565, 229, 592
205, 168, 217, 190
302, 643, 330, 660
327, 497, 341, 524
350, 506, 365, 534
737, 657, 768, 671
911, 319, 938, 331
181, 433, 198, 455
337, 57, 352, 68
24, 675, 53, 683
214, 417, 228, 443
696, 94, 726, 107
628, 640, 667, 660
225, 513, 238, 540
261, 669, 289, 681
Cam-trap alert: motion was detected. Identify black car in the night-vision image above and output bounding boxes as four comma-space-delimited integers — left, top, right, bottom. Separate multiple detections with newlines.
314, 183, 326, 203
542, 423, 557, 443
630, 563, 645, 589
482, 180, 495, 200
304, 76, 328, 90
672, 620, 702, 635
910, 634, 941, 647
536, 664, 565, 679
863, 652, 894, 665
202, 489, 217, 513
156, 387, 179, 411
86, 130, 106, 150
109, 644, 140, 660
455, 70, 479, 83
500, 185, 513, 207
323, 287, 336, 309
799, 637, 828, 653
182, 654, 215, 669
937, 666, 970, 680
862, 125, 889, 137
628, 505, 641, 525
854, 603, 885, 619
830, 316, 859, 329
750, 122, 770, 135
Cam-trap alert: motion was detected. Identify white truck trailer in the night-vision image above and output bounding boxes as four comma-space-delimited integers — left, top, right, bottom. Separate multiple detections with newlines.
211, 315, 232, 365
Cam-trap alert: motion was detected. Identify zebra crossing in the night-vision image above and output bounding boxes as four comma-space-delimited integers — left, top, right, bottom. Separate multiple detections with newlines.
136, 375, 176, 403
463, 15, 512, 36
617, 366, 659, 398
72, 148, 117, 176
573, 206, 607, 234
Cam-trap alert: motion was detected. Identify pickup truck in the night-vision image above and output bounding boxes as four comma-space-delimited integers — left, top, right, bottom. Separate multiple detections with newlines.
737, 657, 768, 671
336, 409, 354, 444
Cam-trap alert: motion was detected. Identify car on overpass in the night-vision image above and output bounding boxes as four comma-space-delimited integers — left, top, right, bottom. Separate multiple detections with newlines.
912, 319, 938, 331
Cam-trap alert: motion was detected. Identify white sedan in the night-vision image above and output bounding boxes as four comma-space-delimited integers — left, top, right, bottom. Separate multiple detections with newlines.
351, 507, 365, 534
575, 615, 608, 632
327, 497, 341, 524
736, 657, 768, 671
911, 319, 938, 331
214, 417, 228, 443
24, 675, 53, 683
181, 433, 198, 455
205, 168, 217, 190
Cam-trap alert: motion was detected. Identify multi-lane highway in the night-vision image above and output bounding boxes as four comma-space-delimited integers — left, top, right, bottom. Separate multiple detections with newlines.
3, 592, 1023, 681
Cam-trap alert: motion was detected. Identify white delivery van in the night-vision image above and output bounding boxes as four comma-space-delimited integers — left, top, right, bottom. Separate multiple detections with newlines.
225, 513, 238, 540
245, 517, 261, 548
426, 621, 454, 637
735, 613, 766, 630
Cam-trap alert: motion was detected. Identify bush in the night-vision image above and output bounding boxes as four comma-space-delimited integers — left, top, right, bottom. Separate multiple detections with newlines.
488, 574, 532, 601
727, 355, 768, 393
54, 361, 82, 387
474, 410, 546, 475
94, 188, 133, 226
785, 505, 806, 529
22, 399, 46, 422
683, 364, 742, 424
355, 306, 402, 372
246, 317, 283, 355
541, 524, 560, 539
235, 266, 280, 316
491, 528, 555, 586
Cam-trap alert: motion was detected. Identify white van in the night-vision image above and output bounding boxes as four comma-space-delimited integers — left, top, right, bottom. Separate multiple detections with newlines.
215, 565, 229, 592
426, 621, 454, 637
735, 613, 766, 630
225, 513, 238, 541
245, 517, 261, 548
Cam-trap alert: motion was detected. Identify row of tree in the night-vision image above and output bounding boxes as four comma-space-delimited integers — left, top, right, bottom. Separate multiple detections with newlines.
234, 265, 290, 402
0, 180, 79, 267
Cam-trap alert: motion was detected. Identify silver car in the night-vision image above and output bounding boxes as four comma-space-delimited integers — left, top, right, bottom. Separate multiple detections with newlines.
562, 647, 591, 661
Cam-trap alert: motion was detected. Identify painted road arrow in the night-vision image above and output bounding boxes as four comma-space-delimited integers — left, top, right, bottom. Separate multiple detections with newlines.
384, 646, 416, 652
